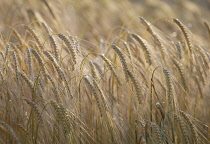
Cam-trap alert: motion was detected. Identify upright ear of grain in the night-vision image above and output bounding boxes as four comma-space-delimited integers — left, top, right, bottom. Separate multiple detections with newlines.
162, 68, 174, 112
4, 43, 10, 62
89, 61, 99, 81
26, 47, 33, 77
111, 44, 129, 81
12, 51, 20, 82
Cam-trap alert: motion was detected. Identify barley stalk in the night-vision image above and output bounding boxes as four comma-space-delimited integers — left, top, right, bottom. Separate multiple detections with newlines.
12, 28, 23, 45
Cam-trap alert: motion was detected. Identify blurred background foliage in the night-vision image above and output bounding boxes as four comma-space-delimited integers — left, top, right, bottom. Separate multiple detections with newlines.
1, 0, 210, 42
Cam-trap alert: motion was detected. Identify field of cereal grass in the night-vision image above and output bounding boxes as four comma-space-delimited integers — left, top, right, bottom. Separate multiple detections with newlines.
0, 0, 210, 143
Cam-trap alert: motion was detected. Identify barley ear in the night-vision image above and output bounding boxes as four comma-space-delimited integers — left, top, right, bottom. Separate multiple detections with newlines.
180, 111, 199, 144
174, 114, 190, 144
162, 68, 174, 112
151, 122, 162, 144
42, 22, 59, 59
24, 99, 43, 124
25, 25, 43, 49
57, 33, 76, 69
204, 21, 210, 38
0, 120, 21, 144
131, 33, 152, 65
173, 18, 193, 55
4, 43, 10, 62
12, 51, 20, 82
127, 70, 142, 105
43, 50, 73, 98
50, 101, 71, 135
89, 61, 99, 81
26, 47, 33, 77
19, 70, 34, 90
139, 17, 165, 58
173, 59, 187, 91
99, 54, 121, 85
111, 44, 129, 81
83, 76, 103, 117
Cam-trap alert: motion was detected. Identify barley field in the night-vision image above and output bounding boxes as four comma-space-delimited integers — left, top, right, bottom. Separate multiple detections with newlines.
0, 0, 210, 143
